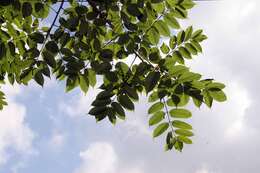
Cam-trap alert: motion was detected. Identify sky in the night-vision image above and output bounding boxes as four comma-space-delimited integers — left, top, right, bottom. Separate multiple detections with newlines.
0, 0, 260, 172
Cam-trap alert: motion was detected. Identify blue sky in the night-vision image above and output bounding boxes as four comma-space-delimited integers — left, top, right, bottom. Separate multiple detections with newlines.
0, 0, 260, 173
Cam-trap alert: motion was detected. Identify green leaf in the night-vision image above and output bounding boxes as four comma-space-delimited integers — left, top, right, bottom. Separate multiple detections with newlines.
0, 43, 6, 60
100, 49, 113, 62
172, 120, 192, 130
42, 50, 56, 68
127, 3, 142, 17
177, 136, 192, 144
79, 74, 89, 94
22, 2, 32, 18
124, 85, 139, 100
144, 71, 160, 93
111, 102, 125, 120
179, 72, 201, 82
179, 46, 192, 59
169, 36, 177, 49
89, 106, 107, 116
34, 71, 44, 87
192, 29, 203, 39
185, 43, 197, 55
147, 27, 160, 45
66, 76, 78, 92
149, 111, 165, 126
164, 13, 180, 29
184, 26, 193, 41
175, 129, 194, 137
177, 30, 185, 45
91, 99, 111, 107
154, 20, 170, 36
30, 32, 45, 44
170, 109, 192, 118
34, 2, 49, 18
207, 82, 225, 89
153, 122, 169, 138
174, 140, 183, 151
0, 0, 12, 6
46, 41, 59, 54
148, 102, 164, 114
209, 90, 227, 102
160, 43, 170, 54
87, 69, 96, 87
181, 0, 196, 9
118, 94, 134, 111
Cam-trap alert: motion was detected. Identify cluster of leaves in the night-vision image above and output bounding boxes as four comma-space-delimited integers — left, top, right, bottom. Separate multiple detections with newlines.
0, 0, 226, 151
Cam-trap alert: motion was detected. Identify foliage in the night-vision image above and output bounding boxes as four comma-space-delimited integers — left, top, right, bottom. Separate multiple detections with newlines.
0, 0, 226, 152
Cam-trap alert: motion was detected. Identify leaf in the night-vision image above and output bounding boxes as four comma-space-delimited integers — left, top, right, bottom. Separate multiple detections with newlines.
164, 13, 180, 29
92, 99, 111, 107
87, 69, 96, 87
177, 30, 185, 45
181, 0, 196, 9
172, 120, 192, 130
148, 91, 159, 102
177, 136, 192, 144
192, 29, 203, 39
185, 43, 197, 55
118, 94, 134, 111
154, 20, 170, 36
22, 2, 32, 18
89, 106, 107, 116
147, 27, 160, 45
0, 43, 6, 60
160, 43, 170, 54
170, 109, 192, 118
148, 102, 164, 114
0, 0, 12, 6
42, 50, 56, 68
179, 46, 192, 59
34, 71, 44, 87
66, 76, 78, 92
79, 74, 89, 94
184, 26, 193, 41
174, 140, 183, 152
153, 122, 169, 138
30, 32, 45, 44
127, 3, 142, 17
144, 71, 160, 93
175, 129, 194, 137
169, 36, 177, 49
209, 90, 227, 102
100, 49, 113, 62
179, 72, 201, 82
46, 41, 59, 54
34, 2, 49, 18
203, 90, 213, 108
111, 102, 125, 120
149, 111, 165, 126
207, 82, 225, 89
124, 85, 139, 100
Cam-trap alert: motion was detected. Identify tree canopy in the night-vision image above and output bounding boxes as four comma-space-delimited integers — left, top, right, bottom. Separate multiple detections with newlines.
0, 0, 226, 152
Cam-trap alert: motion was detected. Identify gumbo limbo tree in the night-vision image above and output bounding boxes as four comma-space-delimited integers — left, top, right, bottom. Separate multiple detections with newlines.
0, 0, 226, 151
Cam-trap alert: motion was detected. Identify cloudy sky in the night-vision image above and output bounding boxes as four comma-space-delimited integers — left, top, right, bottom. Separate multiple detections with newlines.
0, 0, 260, 172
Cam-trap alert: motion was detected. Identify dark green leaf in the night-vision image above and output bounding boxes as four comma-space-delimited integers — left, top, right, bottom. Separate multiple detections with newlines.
118, 94, 134, 111
144, 71, 160, 93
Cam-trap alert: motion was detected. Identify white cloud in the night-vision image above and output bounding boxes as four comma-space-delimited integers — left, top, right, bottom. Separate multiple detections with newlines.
48, 131, 66, 151
0, 85, 35, 165
74, 142, 144, 173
